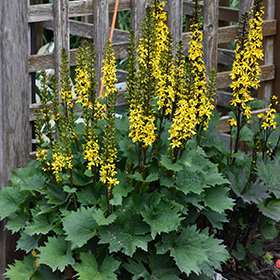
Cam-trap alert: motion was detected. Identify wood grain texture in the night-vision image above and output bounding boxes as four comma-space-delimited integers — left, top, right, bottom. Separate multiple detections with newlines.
0, 0, 29, 277
93, 0, 109, 95
167, 0, 183, 47
216, 64, 275, 89
262, 0, 275, 104
131, 0, 146, 45
39, 20, 129, 43
53, 0, 69, 90
28, 0, 240, 23
217, 19, 276, 44
203, 0, 219, 78
239, 0, 253, 20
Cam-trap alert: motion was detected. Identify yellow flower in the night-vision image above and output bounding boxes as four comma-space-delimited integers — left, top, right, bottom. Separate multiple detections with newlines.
229, 118, 237, 127
36, 149, 47, 162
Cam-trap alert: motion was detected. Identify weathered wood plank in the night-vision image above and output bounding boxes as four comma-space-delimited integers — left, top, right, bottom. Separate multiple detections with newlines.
260, 0, 275, 104
93, 0, 109, 95
216, 64, 275, 89
217, 19, 277, 44
39, 20, 129, 43
167, 0, 183, 46
273, 0, 280, 103
239, 0, 253, 20
28, 0, 131, 23
216, 90, 232, 107
181, 19, 276, 50
0, 0, 30, 277
29, 41, 129, 73
217, 48, 235, 66
29, 0, 240, 23
183, 0, 238, 22
131, 0, 146, 45
53, 0, 69, 90
203, 0, 219, 79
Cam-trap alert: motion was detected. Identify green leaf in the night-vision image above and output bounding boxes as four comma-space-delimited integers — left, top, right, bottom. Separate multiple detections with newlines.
62, 207, 98, 249
145, 173, 159, 182
257, 159, 280, 199
260, 223, 278, 239
43, 184, 70, 205
249, 99, 266, 109
160, 154, 183, 172
0, 186, 27, 219
72, 168, 93, 186
38, 236, 75, 272
99, 213, 152, 257
5, 254, 35, 280
258, 199, 280, 222
122, 259, 150, 280
73, 252, 120, 280
16, 232, 40, 253
176, 150, 228, 196
239, 126, 254, 142
92, 209, 117, 226
6, 212, 28, 233
141, 201, 183, 239
156, 226, 229, 276
63, 185, 77, 194
19, 174, 46, 191
228, 169, 270, 203
24, 212, 56, 235
247, 239, 262, 257
231, 243, 246, 261
32, 264, 64, 280
128, 171, 144, 181
76, 184, 101, 206
203, 186, 235, 213
123, 254, 180, 280
113, 170, 134, 197
203, 209, 228, 230
110, 193, 122, 206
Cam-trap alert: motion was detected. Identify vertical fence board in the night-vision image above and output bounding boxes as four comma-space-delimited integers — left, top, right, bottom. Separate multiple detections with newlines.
203, 0, 219, 80
239, 0, 253, 19
273, 0, 280, 104
262, 0, 275, 104
131, 0, 146, 45
93, 0, 109, 95
0, 0, 29, 278
167, 0, 183, 48
53, 0, 69, 90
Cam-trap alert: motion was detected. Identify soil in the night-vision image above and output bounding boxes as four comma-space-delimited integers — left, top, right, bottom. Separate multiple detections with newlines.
217, 228, 280, 280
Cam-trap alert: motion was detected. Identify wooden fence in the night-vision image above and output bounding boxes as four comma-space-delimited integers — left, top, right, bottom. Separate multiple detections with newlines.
27, 0, 277, 139
0, 0, 278, 277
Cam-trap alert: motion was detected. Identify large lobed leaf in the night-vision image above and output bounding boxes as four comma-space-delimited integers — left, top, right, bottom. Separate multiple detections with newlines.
62, 206, 98, 249
5, 254, 35, 280
156, 226, 229, 276
176, 149, 229, 196
38, 236, 75, 272
99, 212, 152, 257
123, 254, 180, 280
141, 200, 183, 239
257, 159, 280, 199
73, 252, 120, 280
0, 186, 27, 219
